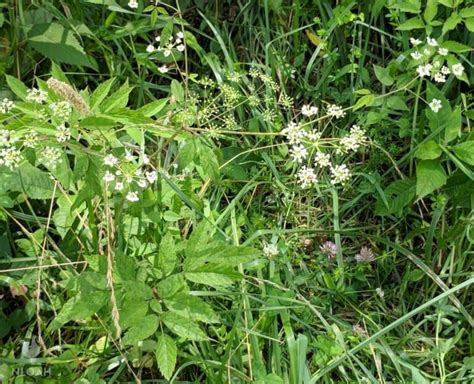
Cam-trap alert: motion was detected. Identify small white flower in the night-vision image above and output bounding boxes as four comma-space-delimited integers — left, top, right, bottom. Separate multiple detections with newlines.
0, 129, 11, 147
289, 144, 308, 163
158, 65, 169, 74
410, 51, 423, 60
327, 104, 346, 119
410, 37, 422, 46
104, 154, 119, 167
176, 31, 184, 39
155, 36, 161, 42
330, 164, 351, 185
263, 243, 279, 258
40, 146, 62, 169
145, 170, 158, 184
438, 48, 448, 56
307, 130, 322, 142
142, 154, 150, 165
423, 48, 432, 56
126, 191, 139, 202
429, 99, 442, 113
451, 63, 464, 77
376, 287, 385, 299
314, 152, 331, 168
50, 101, 72, 119
103, 171, 115, 183
0, 146, 23, 170
434, 73, 446, 83
297, 166, 317, 188
440, 66, 451, 75
426, 37, 438, 47
26, 89, 48, 104
432, 60, 441, 68
128, 0, 138, 9
0, 98, 15, 114
176, 44, 185, 52
146, 44, 155, 53
137, 179, 148, 188
282, 122, 306, 144
416, 64, 432, 77
55, 124, 71, 143
301, 104, 319, 117
115, 182, 124, 191
23, 131, 39, 148
125, 150, 134, 162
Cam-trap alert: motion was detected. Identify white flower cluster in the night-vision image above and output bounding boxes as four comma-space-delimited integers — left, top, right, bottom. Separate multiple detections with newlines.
50, 101, 72, 120
0, 130, 22, 169
411, 36, 465, 83
128, 0, 138, 8
26, 88, 48, 104
102, 151, 158, 202
339, 125, 367, 152
282, 103, 367, 188
0, 98, 15, 114
39, 146, 62, 169
146, 31, 185, 57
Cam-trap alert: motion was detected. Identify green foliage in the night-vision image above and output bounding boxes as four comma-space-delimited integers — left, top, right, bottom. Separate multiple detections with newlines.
0, 0, 473, 383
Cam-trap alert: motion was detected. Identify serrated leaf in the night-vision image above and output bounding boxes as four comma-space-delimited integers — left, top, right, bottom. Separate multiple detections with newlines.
440, 41, 471, 53
156, 335, 177, 381
158, 232, 177, 276
49, 291, 109, 331
414, 140, 442, 160
122, 315, 159, 345
162, 312, 207, 341
452, 141, 474, 165
375, 179, 416, 216
119, 298, 149, 330
170, 80, 184, 104
442, 12, 462, 35
353, 94, 374, 111
6, 163, 54, 199
465, 18, 474, 32
101, 81, 132, 112
398, 17, 425, 30
27, 23, 94, 68
90, 78, 116, 110
416, 160, 447, 198
424, 0, 438, 22
185, 270, 238, 288
164, 293, 220, 323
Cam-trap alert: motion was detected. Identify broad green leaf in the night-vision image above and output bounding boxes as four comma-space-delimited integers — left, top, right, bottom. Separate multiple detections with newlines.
452, 141, 474, 165
445, 106, 461, 143
119, 298, 149, 330
156, 335, 177, 381
185, 271, 237, 288
90, 78, 116, 110
460, 7, 474, 18
170, 80, 184, 104
438, 0, 455, 7
353, 94, 374, 111
5, 75, 29, 100
164, 293, 220, 323
158, 232, 177, 276
465, 18, 474, 32
414, 140, 442, 160
387, 96, 409, 111
156, 274, 189, 299
394, 0, 421, 13
27, 23, 94, 68
185, 220, 214, 257
440, 41, 471, 53
162, 312, 207, 341
122, 315, 159, 345
442, 12, 462, 35
6, 163, 54, 199
424, 0, 438, 22
416, 160, 447, 198
373, 65, 394, 86
49, 291, 109, 331
397, 17, 425, 30
101, 81, 132, 112
138, 99, 168, 117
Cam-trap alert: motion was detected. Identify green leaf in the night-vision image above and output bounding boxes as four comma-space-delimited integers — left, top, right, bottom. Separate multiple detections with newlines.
156, 274, 189, 299
353, 94, 374, 111
416, 160, 447, 198
155, 335, 177, 381
119, 298, 149, 330
397, 17, 425, 30
27, 23, 94, 68
445, 106, 461, 143
414, 140, 442, 160
185, 270, 238, 288
442, 12, 462, 35
138, 99, 168, 117
170, 80, 184, 104
440, 41, 471, 53
5, 75, 29, 100
424, 0, 438, 22
158, 232, 177, 276
165, 293, 220, 323
373, 65, 394, 86
101, 80, 132, 112
6, 163, 55, 199
49, 291, 109, 331
438, 0, 455, 7
122, 315, 159, 345
387, 96, 409, 111
460, 7, 474, 18
465, 18, 474, 32
90, 78, 116, 110
161, 312, 207, 341
452, 141, 474, 165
